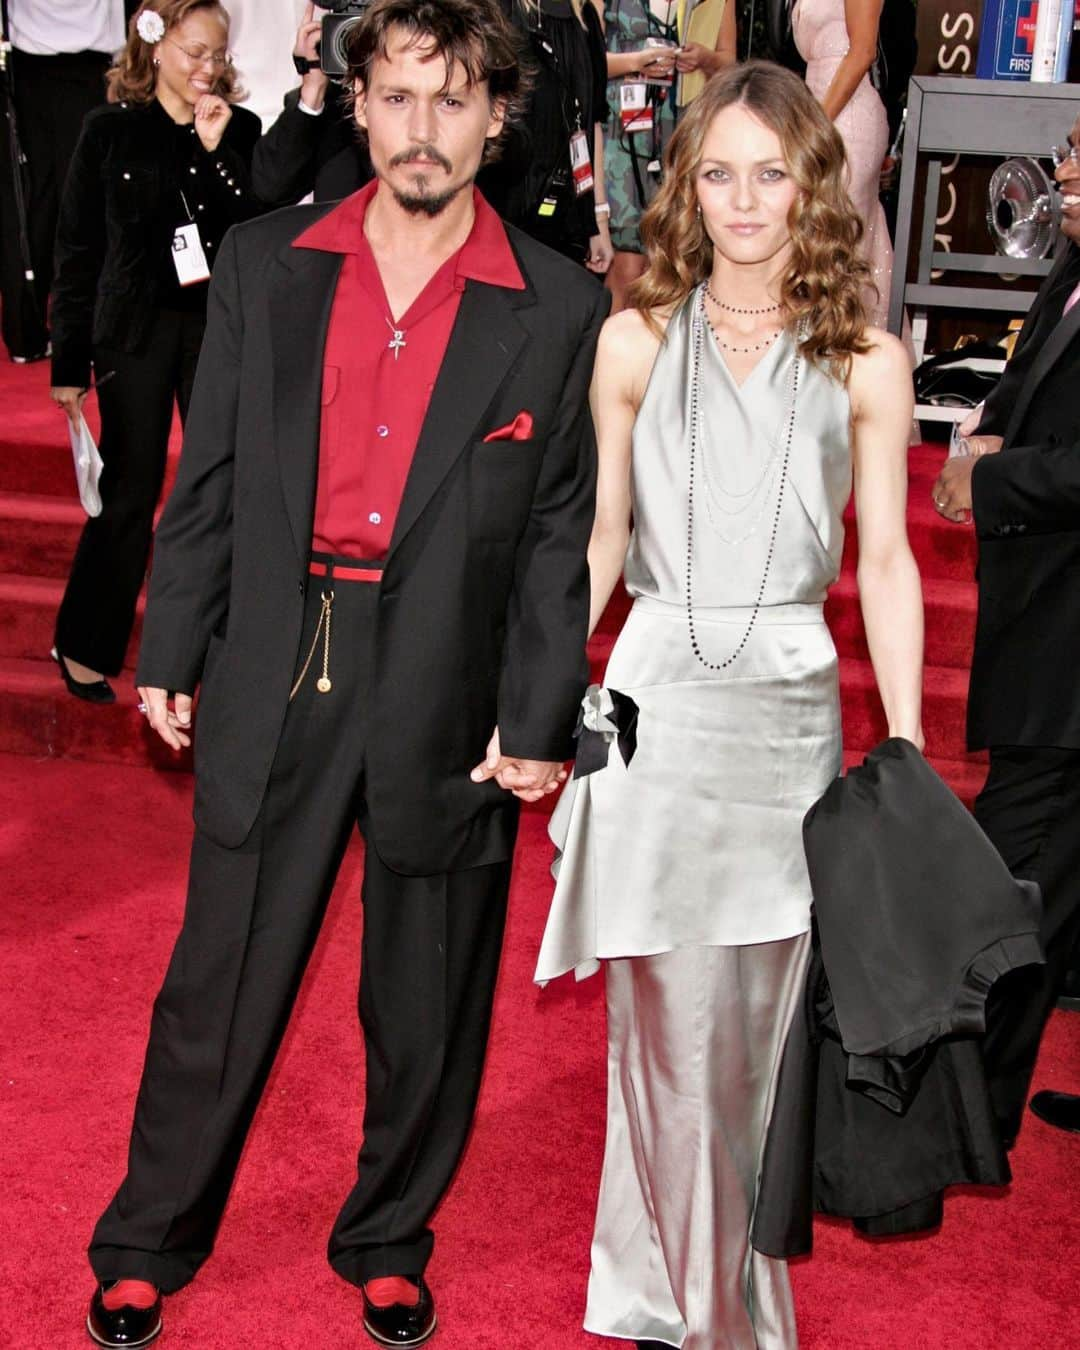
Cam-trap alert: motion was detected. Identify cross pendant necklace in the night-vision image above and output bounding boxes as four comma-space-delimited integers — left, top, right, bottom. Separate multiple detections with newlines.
385, 315, 407, 360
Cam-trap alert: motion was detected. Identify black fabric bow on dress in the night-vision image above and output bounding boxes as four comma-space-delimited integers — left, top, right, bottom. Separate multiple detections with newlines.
573, 685, 639, 780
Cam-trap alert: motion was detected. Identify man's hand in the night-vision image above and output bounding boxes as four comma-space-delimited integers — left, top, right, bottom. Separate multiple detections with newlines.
932, 455, 978, 523
194, 94, 233, 152
295, 2, 329, 110
139, 685, 194, 750
932, 435, 1003, 522
674, 42, 718, 74
470, 727, 567, 803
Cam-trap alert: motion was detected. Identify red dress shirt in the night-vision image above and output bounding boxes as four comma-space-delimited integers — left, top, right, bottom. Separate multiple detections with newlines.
292, 182, 526, 560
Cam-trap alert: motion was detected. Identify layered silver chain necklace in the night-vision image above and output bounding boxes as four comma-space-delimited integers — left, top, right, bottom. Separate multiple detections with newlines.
685, 285, 804, 672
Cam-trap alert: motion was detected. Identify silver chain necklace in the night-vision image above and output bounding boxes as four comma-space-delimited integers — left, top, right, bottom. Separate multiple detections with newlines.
686, 287, 803, 671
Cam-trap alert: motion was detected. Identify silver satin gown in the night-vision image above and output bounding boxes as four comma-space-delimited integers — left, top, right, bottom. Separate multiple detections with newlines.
535, 290, 853, 1348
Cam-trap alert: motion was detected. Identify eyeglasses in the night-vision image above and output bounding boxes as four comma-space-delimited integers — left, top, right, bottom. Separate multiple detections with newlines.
165, 38, 232, 69
1050, 143, 1079, 168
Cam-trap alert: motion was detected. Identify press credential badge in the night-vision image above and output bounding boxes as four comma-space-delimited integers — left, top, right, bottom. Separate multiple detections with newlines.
569, 129, 594, 195
172, 222, 211, 286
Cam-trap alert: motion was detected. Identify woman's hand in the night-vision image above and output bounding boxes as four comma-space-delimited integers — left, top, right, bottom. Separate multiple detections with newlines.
194, 94, 233, 152
50, 386, 88, 421
587, 221, 614, 274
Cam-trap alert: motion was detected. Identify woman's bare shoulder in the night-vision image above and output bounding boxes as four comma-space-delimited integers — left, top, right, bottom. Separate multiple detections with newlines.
596, 305, 671, 391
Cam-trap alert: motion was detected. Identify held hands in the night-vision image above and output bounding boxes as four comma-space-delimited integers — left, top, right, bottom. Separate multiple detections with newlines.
139, 686, 194, 750
470, 727, 567, 803
194, 94, 232, 152
50, 386, 88, 421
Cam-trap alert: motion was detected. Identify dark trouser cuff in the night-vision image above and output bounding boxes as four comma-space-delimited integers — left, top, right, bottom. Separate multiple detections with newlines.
329, 1232, 435, 1288
89, 1247, 199, 1296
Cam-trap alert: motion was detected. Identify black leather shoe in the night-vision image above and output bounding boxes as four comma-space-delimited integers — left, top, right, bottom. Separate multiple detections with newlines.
87, 1284, 162, 1346
361, 1277, 436, 1346
54, 649, 116, 704
1058, 964, 1080, 1012
1030, 1090, 1080, 1133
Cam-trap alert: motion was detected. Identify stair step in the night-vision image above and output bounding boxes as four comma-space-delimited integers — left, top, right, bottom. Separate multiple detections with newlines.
0, 655, 190, 770
0, 572, 143, 665
826, 571, 976, 670
839, 656, 970, 762
0, 491, 165, 579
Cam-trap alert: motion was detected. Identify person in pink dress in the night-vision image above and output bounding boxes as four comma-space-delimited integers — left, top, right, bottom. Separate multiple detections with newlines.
793, 0, 892, 326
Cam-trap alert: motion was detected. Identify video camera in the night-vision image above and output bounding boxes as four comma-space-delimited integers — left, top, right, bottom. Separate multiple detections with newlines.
315, 0, 372, 77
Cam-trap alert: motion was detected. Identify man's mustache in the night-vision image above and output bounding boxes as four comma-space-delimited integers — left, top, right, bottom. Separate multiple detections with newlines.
390, 145, 452, 173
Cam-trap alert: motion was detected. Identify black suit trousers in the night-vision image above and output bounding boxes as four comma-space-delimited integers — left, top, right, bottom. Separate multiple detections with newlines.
0, 49, 108, 359
55, 307, 204, 675
975, 746, 1080, 1143
89, 579, 512, 1291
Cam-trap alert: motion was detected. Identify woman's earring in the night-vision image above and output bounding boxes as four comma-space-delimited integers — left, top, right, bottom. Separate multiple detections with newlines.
153, 57, 160, 67
696, 203, 702, 216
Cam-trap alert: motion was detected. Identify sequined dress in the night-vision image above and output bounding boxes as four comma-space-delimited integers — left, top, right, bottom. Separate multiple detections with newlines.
794, 0, 892, 327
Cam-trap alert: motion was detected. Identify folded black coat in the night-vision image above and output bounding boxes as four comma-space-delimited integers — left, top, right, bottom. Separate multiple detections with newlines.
752, 738, 1043, 1257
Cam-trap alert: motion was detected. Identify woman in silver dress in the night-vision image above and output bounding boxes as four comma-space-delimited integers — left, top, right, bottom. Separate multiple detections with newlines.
536, 61, 922, 1349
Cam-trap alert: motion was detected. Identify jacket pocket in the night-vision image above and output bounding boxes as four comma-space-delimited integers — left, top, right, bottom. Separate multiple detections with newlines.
106, 163, 159, 224
468, 437, 543, 543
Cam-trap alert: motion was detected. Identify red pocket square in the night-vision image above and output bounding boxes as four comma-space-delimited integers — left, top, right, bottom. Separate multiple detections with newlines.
483, 411, 534, 443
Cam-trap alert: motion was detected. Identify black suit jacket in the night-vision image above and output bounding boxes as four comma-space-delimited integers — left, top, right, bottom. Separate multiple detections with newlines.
136, 200, 607, 872
251, 87, 372, 207
967, 243, 1080, 751
50, 99, 262, 387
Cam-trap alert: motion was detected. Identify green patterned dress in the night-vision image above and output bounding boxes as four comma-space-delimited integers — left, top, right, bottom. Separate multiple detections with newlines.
603, 0, 679, 253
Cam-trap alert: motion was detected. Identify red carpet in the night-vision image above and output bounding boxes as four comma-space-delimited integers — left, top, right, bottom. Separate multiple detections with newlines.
1, 353, 1078, 1345
1, 753, 1078, 1348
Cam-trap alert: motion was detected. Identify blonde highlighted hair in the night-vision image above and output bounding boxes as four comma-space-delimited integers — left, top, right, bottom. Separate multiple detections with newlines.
631, 60, 873, 374
108, 1, 244, 105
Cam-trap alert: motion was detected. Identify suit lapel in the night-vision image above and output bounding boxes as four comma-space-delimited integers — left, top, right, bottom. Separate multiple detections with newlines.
1005, 248, 1080, 445
387, 279, 530, 559
269, 245, 345, 565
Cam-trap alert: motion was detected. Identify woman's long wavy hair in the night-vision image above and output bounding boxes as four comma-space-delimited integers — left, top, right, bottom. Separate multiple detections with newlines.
107, 1, 244, 105
631, 61, 872, 374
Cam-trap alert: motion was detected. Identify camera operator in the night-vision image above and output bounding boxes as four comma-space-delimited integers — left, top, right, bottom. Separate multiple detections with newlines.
0, 1, 128, 364
251, 1, 372, 206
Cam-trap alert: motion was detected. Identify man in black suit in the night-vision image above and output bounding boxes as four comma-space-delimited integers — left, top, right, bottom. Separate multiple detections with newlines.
933, 113, 1080, 1147
84, 1, 607, 1345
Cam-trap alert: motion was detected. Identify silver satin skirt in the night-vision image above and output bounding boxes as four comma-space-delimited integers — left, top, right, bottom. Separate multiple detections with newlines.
585, 935, 810, 1349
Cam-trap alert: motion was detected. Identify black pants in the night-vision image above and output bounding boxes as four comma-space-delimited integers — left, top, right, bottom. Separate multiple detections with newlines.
0, 49, 109, 359
55, 307, 205, 675
975, 746, 1080, 1143
89, 578, 512, 1292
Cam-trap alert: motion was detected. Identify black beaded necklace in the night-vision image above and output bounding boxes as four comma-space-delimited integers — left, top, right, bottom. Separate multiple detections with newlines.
686, 286, 803, 672
704, 280, 782, 316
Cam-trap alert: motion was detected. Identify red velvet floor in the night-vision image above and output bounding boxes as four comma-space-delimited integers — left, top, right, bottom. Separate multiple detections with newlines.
2, 751, 1078, 1349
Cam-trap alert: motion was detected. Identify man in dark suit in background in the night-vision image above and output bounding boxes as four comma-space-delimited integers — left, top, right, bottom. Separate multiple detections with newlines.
83, 0, 607, 1345
933, 113, 1080, 1144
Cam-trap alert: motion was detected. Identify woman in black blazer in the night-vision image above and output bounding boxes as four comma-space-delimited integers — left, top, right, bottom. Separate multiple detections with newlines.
49, 0, 260, 702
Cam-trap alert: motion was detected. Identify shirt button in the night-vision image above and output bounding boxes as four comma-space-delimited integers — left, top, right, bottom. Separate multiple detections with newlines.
122, 171, 131, 180
369, 511, 382, 525
189, 165, 197, 175
376, 425, 389, 438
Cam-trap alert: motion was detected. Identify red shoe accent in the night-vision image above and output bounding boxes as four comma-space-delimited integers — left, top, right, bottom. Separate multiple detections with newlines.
364, 1276, 420, 1308
101, 1280, 159, 1311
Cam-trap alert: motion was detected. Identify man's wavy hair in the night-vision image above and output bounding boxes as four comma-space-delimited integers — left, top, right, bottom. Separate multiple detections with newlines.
344, 0, 531, 165
631, 61, 873, 374
108, 1, 244, 105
